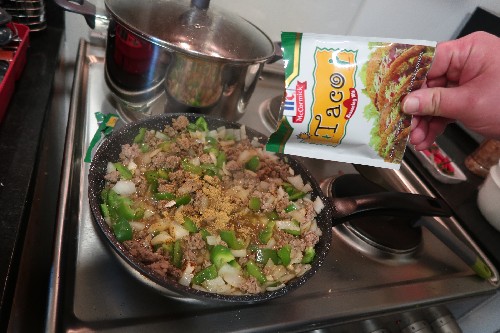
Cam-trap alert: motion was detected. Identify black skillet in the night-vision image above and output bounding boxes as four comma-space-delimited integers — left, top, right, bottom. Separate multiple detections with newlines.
88, 113, 456, 304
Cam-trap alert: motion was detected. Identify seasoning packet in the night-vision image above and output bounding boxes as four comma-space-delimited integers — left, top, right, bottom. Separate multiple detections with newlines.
266, 32, 436, 169
84, 112, 120, 163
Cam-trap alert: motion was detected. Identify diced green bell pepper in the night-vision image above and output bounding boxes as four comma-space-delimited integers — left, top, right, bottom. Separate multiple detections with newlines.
301, 246, 315, 264
278, 245, 292, 266
219, 230, 245, 250
139, 143, 149, 153
266, 210, 279, 221
199, 228, 211, 242
245, 156, 260, 171
144, 170, 159, 183
282, 183, 306, 201
133, 127, 147, 144
195, 117, 209, 132
206, 136, 217, 146
112, 216, 133, 242
172, 240, 183, 268
210, 245, 235, 269
283, 220, 301, 236
154, 191, 176, 201
201, 164, 219, 176
114, 163, 133, 180
285, 203, 297, 213
158, 141, 172, 152
116, 197, 137, 220
100, 203, 110, 219
191, 265, 217, 285
182, 217, 198, 233
175, 194, 192, 207
248, 197, 261, 211
182, 159, 203, 175
258, 220, 275, 244
254, 248, 279, 265
245, 260, 267, 284
162, 242, 174, 255
216, 151, 226, 168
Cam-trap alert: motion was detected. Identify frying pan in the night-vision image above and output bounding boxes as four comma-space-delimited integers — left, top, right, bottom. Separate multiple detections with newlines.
88, 113, 455, 303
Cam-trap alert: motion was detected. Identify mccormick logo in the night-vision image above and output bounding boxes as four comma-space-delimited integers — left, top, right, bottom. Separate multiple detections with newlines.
283, 81, 307, 123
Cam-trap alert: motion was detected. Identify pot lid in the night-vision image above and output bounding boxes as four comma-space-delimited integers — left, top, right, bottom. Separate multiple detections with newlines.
104, 0, 275, 63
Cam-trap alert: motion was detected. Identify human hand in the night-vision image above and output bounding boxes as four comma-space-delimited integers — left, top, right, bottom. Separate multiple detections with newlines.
402, 31, 500, 150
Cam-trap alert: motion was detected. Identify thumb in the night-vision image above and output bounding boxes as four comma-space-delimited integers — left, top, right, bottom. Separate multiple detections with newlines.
402, 87, 464, 119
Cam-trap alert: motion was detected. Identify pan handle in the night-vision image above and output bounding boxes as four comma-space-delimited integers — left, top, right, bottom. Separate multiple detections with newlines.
54, 0, 97, 29
331, 192, 452, 225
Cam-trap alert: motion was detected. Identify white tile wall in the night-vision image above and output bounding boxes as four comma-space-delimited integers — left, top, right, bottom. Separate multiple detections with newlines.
61, 1, 500, 332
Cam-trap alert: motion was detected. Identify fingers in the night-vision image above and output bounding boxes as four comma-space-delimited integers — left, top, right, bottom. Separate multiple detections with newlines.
402, 86, 467, 119
409, 115, 450, 150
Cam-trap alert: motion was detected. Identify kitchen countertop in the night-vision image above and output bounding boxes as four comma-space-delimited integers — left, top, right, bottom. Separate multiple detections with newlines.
0, 5, 65, 329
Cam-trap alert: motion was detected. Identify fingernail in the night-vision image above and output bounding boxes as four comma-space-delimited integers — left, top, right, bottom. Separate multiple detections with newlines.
410, 116, 419, 129
403, 97, 419, 114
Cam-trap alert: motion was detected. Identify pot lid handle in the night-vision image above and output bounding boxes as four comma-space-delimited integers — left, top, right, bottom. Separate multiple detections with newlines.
54, 0, 97, 29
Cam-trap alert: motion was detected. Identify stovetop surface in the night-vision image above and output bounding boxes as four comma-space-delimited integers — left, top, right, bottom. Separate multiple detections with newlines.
47, 40, 498, 333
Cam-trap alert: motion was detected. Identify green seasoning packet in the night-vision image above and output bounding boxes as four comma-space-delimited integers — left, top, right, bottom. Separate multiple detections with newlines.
84, 112, 120, 163
266, 32, 436, 169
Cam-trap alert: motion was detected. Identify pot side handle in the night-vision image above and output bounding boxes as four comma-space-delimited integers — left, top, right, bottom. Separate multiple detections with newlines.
331, 192, 452, 226
54, 0, 97, 29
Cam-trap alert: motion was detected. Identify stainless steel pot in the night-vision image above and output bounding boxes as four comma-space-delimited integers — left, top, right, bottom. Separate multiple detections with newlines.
55, 0, 276, 121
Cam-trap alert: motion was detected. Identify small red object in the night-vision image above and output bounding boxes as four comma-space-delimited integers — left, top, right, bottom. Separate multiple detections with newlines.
0, 23, 30, 123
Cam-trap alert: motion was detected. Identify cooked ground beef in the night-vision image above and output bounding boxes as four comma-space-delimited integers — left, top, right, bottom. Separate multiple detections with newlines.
101, 116, 323, 296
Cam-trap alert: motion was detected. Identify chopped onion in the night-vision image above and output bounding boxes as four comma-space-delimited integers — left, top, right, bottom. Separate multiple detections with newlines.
266, 284, 286, 292
313, 196, 325, 214
219, 263, 244, 288
221, 162, 230, 176
155, 131, 169, 141
179, 262, 195, 286
151, 231, 173, 245
276, 220, 300, 232
206, 235, 219, 246
144, 209, 155, 219
238, 149, 256, 164
148, 220, 169, 233
107, 162, 116, 174
190, 157, 200, 166
230, 249, 247, 257
302, 183, 313, 193
130, 221, 145, 231
203, 276, 232, 293
207, 130, 218, 139
127, 160, 137, 171
225, 128, 234, 139
289, 208, 306, 224
233, 128, 241, 141
169, 223, 189, 240
112, 180, 136, 196
216, 126, 226, 139
209, 152, 217, 164
240, 125, 247, 140
219, 140, 235, 147
287, 175, 305, 192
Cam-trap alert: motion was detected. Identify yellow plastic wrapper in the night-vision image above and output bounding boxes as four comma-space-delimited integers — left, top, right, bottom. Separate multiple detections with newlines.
266, 32, 436, 169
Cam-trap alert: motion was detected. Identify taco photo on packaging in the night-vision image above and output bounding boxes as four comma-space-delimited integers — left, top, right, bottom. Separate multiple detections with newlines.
266, 32, 436, 169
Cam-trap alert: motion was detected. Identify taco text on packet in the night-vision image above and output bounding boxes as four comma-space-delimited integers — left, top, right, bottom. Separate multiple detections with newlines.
266, 32, 436, 169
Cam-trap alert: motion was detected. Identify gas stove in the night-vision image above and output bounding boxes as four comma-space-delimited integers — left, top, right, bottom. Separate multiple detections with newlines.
46, 39, 498, 333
